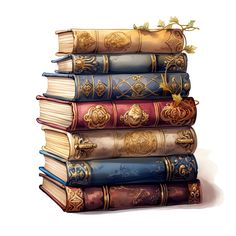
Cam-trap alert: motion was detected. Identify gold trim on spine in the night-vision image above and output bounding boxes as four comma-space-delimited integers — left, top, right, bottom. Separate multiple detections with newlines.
77, 75, 81, 99
94, 30, 99, 53
150, 54, 157, 72
112, 102, 118, 128
164, 157, 173, 181
159, 184, 168, 206
71, 103, 78, 131
103, 55, 109, 73
137, 30, 142, 52
112, 130, 119, 157
108, 75, 113, 99
102, 186, 110, 210
72, 30, 77, 53
153, 102, 160, 127
91, 75, 95, 98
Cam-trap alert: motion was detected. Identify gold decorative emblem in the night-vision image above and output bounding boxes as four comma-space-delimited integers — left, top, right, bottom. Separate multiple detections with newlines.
188, 183, 201, 204
124, 131, 157, 155
176, 129, 195, 153
95, 80, 107, 97
74, 55, 97, 73
73, 136, 97, 159
84, 105, 110, 129
120, 104, 149, 127
75, 31, 95, 51
163, 54, 186, 72
160, 99, 196, 126
81, 79, 93, 97
65, 187, 84, 212
104, 32, 131, 51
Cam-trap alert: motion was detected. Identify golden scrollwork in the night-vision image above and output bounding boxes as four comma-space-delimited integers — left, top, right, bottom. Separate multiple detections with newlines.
163, 54, 186, 71
74, 55, 97, 73
160, 99, 196, 126
95, 80, 107, 97
75, 31, 95, 52
81, 79, 93, 97
120, 104, 149, 127
176, 129, 195, 153
188, 183, 201, 204
65, 187, 84, 212
104, 31, 131, 51
84, 105, 110, 129
124, 131, 157, 155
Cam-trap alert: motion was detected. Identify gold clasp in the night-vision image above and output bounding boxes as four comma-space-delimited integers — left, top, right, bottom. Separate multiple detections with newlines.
176, 138, 194, 144
74, 137, 97, 158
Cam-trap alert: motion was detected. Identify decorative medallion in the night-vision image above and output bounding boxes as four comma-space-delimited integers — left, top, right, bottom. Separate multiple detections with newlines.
104, 32, 131, 51
188, 183, 201, 204
163, 54, 186, 72
160, 99, 196, 126
74, 55, 97, 73
65, 187, 84, 212
176, 129, 195, 153
84, 105, 110, 129
95, 80, 107, 97
124, 131, 157, 155
67, 162, 91, 185
165, 29, 184, 52
81, 79, 93, 97
120, 104, 149, 127
75, 31, 95, 52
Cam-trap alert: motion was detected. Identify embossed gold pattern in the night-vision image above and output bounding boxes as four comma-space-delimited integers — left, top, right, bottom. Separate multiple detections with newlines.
81, 79, 93, 97
95, 80, 107, 97
120, 104, 149, 127
176, 129, 195, 153
75, 31, 95, 52
84, 105, 110, 129
163, 54, 186, 71
74, 55, 97, 73
188, 183, 201, 204
160, 99, 196, 126
65, 187, 84, 212
104, 31, 131, 51
124, 131, 157, 155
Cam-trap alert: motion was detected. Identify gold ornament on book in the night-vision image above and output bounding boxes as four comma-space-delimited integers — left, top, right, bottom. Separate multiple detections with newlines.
104, 31, 131, 51
188, 183, 200, 204
81, 79, 93, 97
160, 99, 195, 126
84, 105, 110, 129
95, 80, 107, 97
176, 129, 195, 153
120, 104, 149, 127
65, 187, 84, 212
74, 55, 97, 73
124, 131, 157, 155
75, 31, 95, 52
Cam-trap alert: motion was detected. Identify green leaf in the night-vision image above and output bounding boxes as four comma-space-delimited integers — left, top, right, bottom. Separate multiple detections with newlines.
187, 20, 195, 27
157, 20, 165, 27
169, 16, 179, 24
184, 45, 197, 54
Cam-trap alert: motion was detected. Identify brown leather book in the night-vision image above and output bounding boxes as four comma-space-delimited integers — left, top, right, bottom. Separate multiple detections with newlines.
39, 174, 201, 212
56, 29, 184, 54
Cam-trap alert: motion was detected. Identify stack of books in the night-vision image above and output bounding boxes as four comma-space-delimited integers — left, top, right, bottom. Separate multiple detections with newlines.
37, 24, 201, 212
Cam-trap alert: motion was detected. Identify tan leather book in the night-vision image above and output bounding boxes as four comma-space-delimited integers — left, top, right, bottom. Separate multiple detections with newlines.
56, 29, 184, 54
41, 125, 197, 160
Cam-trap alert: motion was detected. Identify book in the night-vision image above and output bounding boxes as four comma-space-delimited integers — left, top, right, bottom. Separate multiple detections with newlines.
39, 151, 198, 186
40, 72, 190, 101
52, 53, 187, 74
37, 96, 197, 131
39, 173, 201, 212
40, 126, 197, 160
56, 29, 184, 54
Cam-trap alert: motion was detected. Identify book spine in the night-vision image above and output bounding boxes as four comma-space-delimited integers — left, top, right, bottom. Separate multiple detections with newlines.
66, 127, 197, 160
63, 180, 201, 212
56, 54, 187, 74
59, 29, 184, 54
65, 154, 198, 186
70, 98, 196, 131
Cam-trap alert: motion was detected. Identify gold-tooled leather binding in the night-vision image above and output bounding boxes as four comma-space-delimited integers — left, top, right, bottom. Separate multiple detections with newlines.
159, 183, 168, 206
103, 55, 109, 73
164, 157, 173, 181
150, 54, 157, 72
65, 187, 84, 212
102, 186, 110, 210
188, 182, 201, 204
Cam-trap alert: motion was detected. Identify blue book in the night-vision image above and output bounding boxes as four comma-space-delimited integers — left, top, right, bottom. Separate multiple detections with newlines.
39, 150, 198, 186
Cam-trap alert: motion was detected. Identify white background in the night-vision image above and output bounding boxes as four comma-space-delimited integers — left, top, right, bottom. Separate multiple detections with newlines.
0, 0, 235, 235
